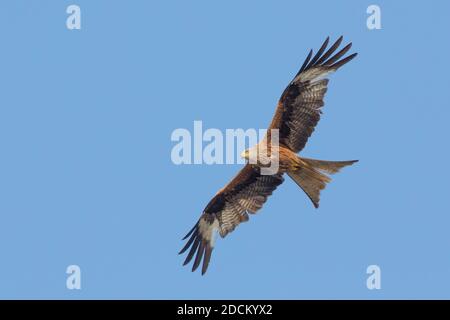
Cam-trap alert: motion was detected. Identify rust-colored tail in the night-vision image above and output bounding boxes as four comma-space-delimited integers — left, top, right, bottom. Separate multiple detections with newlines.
287, 158, 358, 208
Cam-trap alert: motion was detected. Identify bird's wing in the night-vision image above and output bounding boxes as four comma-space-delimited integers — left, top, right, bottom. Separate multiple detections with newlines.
179, 164, 284, 274
268, 36, 357, 153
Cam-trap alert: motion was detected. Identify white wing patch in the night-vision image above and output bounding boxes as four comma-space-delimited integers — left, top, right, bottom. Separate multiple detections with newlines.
295, 67, 335, 84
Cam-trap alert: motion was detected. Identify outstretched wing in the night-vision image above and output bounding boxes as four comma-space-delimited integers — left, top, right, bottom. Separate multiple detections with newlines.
179, 164, 284, 275
268, 36, 357, 153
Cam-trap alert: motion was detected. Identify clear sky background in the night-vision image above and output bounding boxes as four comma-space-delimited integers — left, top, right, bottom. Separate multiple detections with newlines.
0, 0, 449, 299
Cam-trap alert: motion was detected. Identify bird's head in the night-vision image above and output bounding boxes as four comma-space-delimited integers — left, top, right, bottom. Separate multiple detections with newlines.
240, 149, 250, 160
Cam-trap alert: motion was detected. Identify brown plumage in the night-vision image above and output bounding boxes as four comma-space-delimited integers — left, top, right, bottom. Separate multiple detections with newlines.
180, 36, 358, 275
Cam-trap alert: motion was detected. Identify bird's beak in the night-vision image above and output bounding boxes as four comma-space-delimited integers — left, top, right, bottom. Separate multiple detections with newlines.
240, 150, 247, 159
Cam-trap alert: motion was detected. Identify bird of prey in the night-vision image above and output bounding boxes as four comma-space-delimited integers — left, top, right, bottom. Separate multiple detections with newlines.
179, 36, 358, 275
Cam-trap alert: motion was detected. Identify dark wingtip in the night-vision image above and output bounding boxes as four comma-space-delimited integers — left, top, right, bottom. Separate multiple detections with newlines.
329, 52, 358, 70
335, 36, 344, 47
191, 241, 205, 272
305, 36, 331, 70
179, 226, 198, 255
201, 245, 213, 275
297, 49, 313, 76
182, 235, 200, 265
324, 42, 352, 66
180, 218, 215, 275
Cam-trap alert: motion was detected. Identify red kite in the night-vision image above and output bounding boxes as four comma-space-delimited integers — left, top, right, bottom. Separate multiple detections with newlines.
180, 36, 358, 274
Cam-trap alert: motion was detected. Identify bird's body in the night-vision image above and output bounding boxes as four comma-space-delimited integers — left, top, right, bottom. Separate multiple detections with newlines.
180, 36, 359, 275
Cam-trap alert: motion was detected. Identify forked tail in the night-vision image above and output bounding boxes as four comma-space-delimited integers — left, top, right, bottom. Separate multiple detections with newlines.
287, 158, 358, 208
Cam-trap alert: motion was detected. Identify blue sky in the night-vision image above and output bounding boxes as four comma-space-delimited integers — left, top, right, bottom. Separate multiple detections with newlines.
0, 0, 449, 299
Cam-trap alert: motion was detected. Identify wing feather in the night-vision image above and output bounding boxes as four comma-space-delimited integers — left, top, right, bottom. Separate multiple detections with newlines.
315, 36, 343, 65
297, 49, 313, 75
180, 36, 357, 275
269, 36, 357, 153
305, 36, 329, 69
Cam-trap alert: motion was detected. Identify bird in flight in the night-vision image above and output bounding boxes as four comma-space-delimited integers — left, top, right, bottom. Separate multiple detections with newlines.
179, 36, 358, 275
